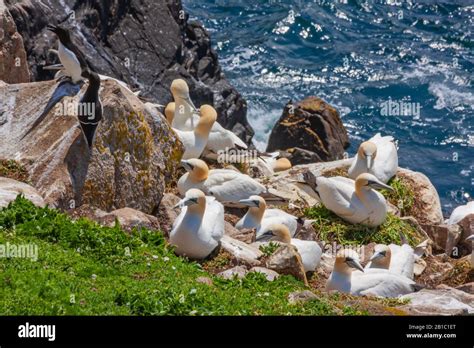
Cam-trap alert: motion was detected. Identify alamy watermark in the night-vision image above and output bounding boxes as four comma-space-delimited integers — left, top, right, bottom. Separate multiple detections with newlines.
53, 100, 96, 119
217, 147, 258, 164
380, 97, 421, 118
0, 243, 38, 261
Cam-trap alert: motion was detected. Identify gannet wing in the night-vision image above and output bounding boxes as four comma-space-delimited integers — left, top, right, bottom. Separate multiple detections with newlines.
205, 198, 225, 241
206, 170, 265, 202
389, 244, 415, 279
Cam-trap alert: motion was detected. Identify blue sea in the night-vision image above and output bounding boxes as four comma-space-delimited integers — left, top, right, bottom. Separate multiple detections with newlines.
183, 0, 474, 216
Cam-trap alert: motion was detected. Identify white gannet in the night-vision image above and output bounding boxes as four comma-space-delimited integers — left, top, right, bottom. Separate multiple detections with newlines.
47, 24, 88, 84
326, 249, 417, 298
178, 159, 267, 205
254, 154, 292, 176
261, 224, 322, 272
173, 105, 217, 160
313, 173, 394, 227
447, 201, 474, 225
169, 79, 248, 153
466, 235, 474, 268
169, 189, 224, 260
236, 195, 298, 238
366, 243, 416, 279
348, 133, 398, 184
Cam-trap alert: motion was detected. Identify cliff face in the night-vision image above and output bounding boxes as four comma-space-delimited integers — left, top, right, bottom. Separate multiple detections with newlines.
5, 0, 254, 143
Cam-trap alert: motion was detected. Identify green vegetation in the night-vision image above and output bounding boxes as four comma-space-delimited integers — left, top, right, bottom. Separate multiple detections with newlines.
0, 159, 30, 184
382, 177, 415, 216
0, 196, 372, 315
259, 242, 280, 257
304, 205, 423, 246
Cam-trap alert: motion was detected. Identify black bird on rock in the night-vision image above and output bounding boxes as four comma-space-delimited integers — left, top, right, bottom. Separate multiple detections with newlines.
78, 68, 102, 148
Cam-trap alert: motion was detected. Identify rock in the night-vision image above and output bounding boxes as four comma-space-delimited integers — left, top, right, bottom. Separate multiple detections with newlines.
196, 276, 213, 286
266, 244, 308, 285
282, 147, 325, 166
220, 235, 263, 267
224, 222, 255, 244
266, 97, 349, 163
294, 219, 319, 242
249, 267, 279, 281
397, 168, 443, 225
0, 0, 29, 83
0, 79, 183, 212
456, 282, 474, 295
414, 258, 427, 277
0, 177, 45, 208
400, 287, 474, 315
421, 223, 461, 255
288, 290, 318, 305
218, 266, 248, 280
457, 214, 474, 254
6, 0, 253, 145
319, 252, 336, 275
157, 193, 181, 237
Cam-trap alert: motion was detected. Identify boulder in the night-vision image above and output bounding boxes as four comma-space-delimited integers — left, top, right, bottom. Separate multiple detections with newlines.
224, 222, 255, 244
220, 235, 263, 267
400, 287, 474, 315
421, 223, 461, 255
0, 177, 45, 208
266, 244, 308, 285
196, 276, 213, 286
218, 265, 248, 280
456, 282, 474, 295
157, 193, 181, 237
249, 267, 279, 281
5, 0, 253, 145
0, 0, 29, 83
0, 79, 183, 212
457, 214, 474, 254
266, 97, 349, 163
397, 168, 443, 225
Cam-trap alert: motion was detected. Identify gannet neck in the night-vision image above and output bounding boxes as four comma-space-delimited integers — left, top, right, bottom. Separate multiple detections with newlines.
273, 158, 292, 172
195, 105, 217, 138
186, 199, 206, 217
187, 160, 209, 182
370, 245, 391, 269
334, 258, 353, 276
249, 199, 267, 224
165, 103, 175, 124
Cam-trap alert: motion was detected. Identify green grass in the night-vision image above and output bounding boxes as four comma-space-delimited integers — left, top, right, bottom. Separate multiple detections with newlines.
0, 196, 370, 316
304, 205, 423, 246
259, 242, 280, 257
382, 177, 415, 216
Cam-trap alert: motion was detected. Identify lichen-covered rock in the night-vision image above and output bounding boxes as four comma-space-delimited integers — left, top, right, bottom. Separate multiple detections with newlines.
157, 193, 181, 237
249, 267, 279, 281
218, 265, 248, 280
0, 177, 44, 208
266, 97, 349, 163
0, 79, 183, 213
224, 221, 255, 244
266, 244, 308, 285
288, 290, 318, 305
421, 223, 461, 255
0, 0, 29, 83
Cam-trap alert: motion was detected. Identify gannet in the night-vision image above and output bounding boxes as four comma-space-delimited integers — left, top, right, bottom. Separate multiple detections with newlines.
78, 69, 102, 148
254, 153, 292, 176
260, 224, 322, 272
312, 173, 394, 227
365, 243, 416, 279
164, 102, 175, 124
348, 133, 398, 184
173, 105, 216, 160
448, 201, 474, 225
178, 159, 267, 205
47, 25, 89, 84
326, 249, 418, 298
170, 189, 224, 260
466, 235, 474, 268
236, 195, 298, 238
169, 79, 248, 152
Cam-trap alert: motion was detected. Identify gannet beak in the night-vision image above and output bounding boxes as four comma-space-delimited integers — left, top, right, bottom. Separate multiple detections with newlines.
174, 197, 197, 209
238, 198, 258, 207
180, 160, 194, 172
346, 258, 364, 272
466, 235, 474, 242
370, 251, 385, 262
365, 155, 373, 169
368, 179, 394, 192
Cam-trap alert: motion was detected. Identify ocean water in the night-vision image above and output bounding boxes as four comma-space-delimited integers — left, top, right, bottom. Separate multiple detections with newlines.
183, 0, 474, 216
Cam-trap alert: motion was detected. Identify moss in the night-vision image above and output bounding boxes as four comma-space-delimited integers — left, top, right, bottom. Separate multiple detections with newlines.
304, 205, 423, 246
0, 159, 30, 184
382, 177, 415, 216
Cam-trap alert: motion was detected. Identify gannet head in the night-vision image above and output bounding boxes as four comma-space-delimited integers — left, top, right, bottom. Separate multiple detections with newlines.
238, 195, 266, 208
174, 188, 206, 209
335, 249, 364, 274
369, 244, 391, 268
195, 105, 217, 136
260, 224, 292, 244
466, 235, 474, 242
355, 173, 394, 192
358, 141, 377, 169
170, 79, 190, 99
164, 102, 175, 124
47, 24, 71, 44
273, 158, 292, 172
181, 158, 209, 181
